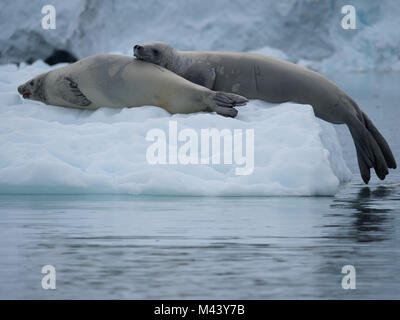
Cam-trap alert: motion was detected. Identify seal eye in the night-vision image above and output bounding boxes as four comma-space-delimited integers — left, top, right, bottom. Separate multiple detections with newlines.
152, 49, 159, 56
29, 80, 34, 86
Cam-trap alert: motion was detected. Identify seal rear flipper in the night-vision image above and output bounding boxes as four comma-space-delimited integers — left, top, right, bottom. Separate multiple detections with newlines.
59, 77, 92, 107
361, 111, 397, 169
348, 117, 389, 183
209, 91, 248, 118
213, 106, 238, 118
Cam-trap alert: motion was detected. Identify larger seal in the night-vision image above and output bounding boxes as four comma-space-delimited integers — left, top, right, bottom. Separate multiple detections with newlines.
134, 42, 397, 183
17, 54, 248, 118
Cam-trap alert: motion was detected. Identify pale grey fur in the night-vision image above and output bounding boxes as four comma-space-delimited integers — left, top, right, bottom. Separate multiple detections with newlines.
18, 54, 248, 118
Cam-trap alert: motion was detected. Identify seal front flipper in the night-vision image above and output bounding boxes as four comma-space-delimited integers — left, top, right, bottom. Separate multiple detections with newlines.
59, 77, 92, 106
208, 91, 248, 118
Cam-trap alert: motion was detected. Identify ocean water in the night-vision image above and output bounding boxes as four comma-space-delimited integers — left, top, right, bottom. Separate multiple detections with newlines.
0, 71, 399, 299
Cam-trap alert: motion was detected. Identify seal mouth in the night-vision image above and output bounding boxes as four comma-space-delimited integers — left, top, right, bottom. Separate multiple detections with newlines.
134, 53, 150, 61
133, 50, 142, 60
18, 85, 31, 99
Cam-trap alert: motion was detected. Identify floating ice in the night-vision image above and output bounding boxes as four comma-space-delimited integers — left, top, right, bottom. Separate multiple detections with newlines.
0, 62, 351, 196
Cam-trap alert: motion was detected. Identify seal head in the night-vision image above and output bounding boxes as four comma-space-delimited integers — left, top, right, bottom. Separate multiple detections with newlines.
134, 42, 175, 69
134, 42, 216, 89
18, 73, 47, 103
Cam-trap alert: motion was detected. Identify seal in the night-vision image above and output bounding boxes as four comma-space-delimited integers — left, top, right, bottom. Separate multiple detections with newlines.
134, 42, 397, 183
17, 54, 248, 118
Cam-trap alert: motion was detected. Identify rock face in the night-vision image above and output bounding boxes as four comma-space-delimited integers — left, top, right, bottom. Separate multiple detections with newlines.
44, 50, 77, 65
1, 0, 399, 71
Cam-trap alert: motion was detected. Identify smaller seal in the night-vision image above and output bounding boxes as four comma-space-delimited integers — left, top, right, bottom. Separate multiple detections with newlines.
17, 54, 248, 118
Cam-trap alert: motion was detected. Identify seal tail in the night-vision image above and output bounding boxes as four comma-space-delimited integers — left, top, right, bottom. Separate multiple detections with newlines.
347, 112, 396, 184
210, 91, 248, 118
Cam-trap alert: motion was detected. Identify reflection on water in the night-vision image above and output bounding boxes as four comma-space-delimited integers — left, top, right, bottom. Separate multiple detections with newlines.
0, 72, 399, 299
330, 185, 398, 243
333, 185, 397, 214
0, 180, 399, 299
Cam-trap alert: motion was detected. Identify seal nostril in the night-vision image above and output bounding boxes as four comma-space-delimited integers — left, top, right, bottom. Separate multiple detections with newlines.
18, 86, 22, 94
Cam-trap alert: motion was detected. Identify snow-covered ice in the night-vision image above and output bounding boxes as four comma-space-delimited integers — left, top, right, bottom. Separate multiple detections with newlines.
0, 61, 351, 196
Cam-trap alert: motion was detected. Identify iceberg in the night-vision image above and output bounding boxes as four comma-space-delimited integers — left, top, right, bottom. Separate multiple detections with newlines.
1, 1, 399, 71
0, 62, 351, 196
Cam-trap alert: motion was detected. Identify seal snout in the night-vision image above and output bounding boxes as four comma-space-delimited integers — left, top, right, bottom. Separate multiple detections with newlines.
133, 45, 144, 59
18, 85, 31, 99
